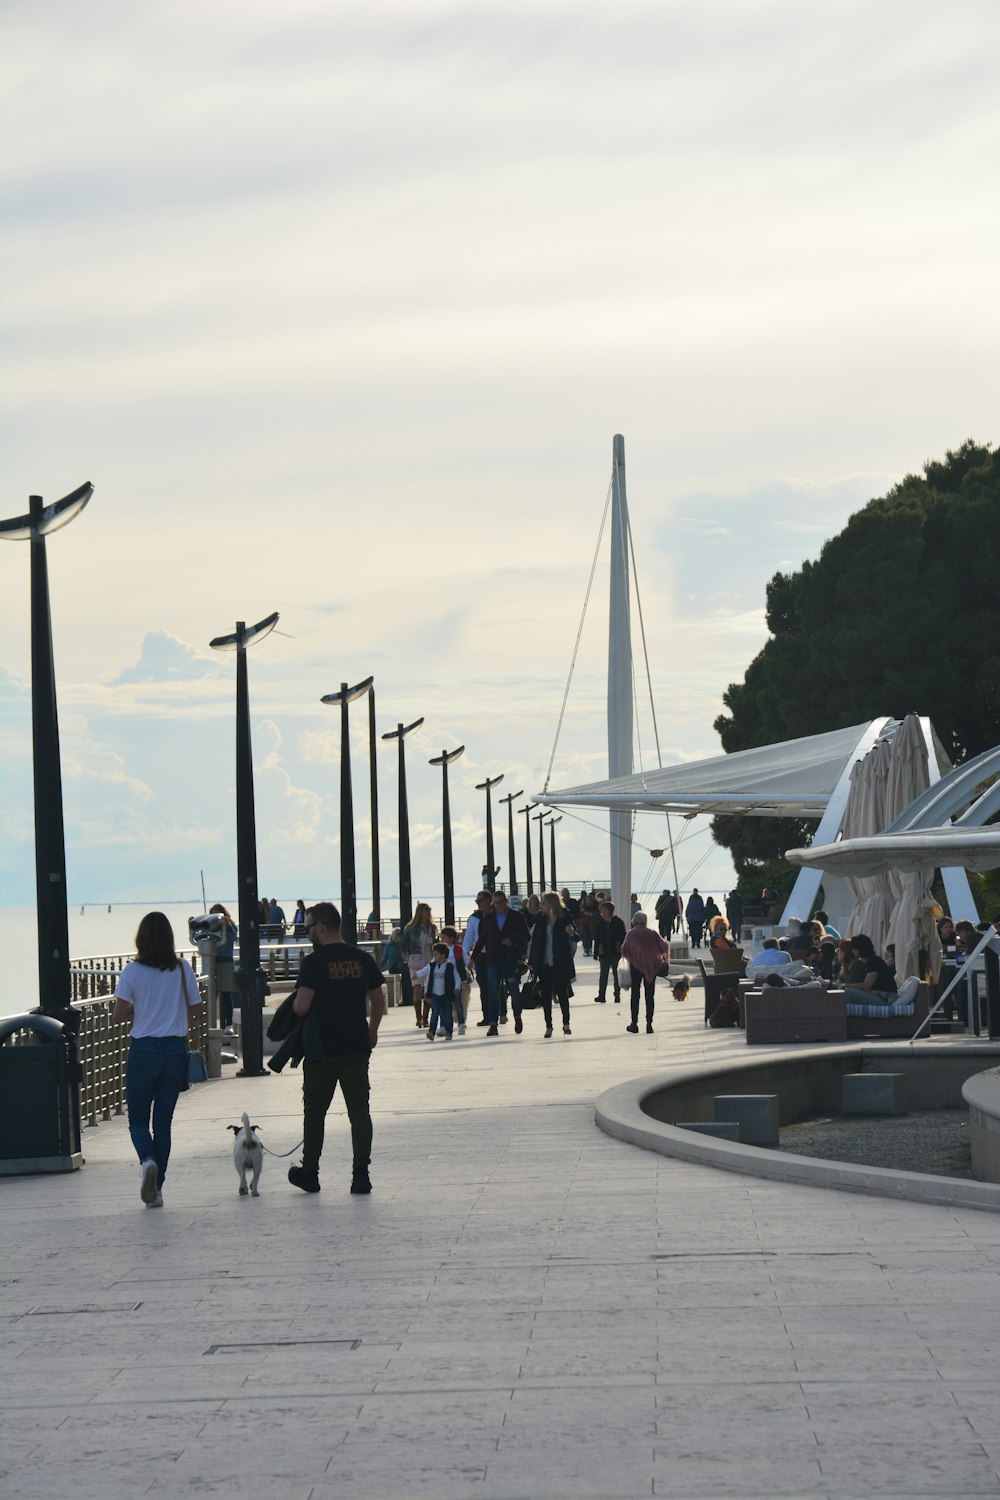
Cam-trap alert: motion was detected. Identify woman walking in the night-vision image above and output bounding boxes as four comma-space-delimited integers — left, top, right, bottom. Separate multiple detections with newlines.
620, 911, 670, 1034
401, 902, 438, 1027
527, 891, 578, 1037
112, 912, 203, 1207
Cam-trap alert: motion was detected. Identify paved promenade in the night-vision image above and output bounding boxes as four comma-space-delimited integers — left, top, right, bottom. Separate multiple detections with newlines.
3, 957, 1000, 1500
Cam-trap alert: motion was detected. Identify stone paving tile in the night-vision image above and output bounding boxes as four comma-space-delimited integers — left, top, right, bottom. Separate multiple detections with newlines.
3, 978, 1000, 1499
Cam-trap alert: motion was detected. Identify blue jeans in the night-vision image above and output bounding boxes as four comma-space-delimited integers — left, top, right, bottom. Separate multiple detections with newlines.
428, 994, 455, 1036
486, 956, 521, 1026
843, 987, 895, 1007
126, 1036, 188, 1189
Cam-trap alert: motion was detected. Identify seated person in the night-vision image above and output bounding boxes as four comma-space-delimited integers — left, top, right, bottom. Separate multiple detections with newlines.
813, 908, 841, 940
379, 927, 402, 975
816, 939, 839, 984
745, 938, 812, 985
708, 915, 737, 951
884, 942, 896, 976
844, 934, 898, 1006
783, 919, 813, 958
936, 916, 957, 955
836, 938, 865, 986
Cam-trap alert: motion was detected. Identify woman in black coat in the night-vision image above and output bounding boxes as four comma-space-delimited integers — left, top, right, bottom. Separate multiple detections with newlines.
527, 891, 578, 1037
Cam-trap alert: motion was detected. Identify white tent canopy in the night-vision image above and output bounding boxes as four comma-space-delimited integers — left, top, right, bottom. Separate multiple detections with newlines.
786, 827, 1000, 877
536, 721, 886, 818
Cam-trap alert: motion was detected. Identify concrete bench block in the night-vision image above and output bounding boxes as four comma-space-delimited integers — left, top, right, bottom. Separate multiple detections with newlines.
676, 1121, 741, 1142
714, 1094, 779, 1146
842, 1072, 907, 1116
670, 940, 690, 961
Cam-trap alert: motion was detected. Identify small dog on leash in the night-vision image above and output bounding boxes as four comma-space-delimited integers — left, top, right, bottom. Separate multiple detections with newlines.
229, 1111, 263, 1197
671, 975, 691, 1003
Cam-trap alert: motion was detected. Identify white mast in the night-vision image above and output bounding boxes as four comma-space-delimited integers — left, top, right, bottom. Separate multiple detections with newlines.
608, 434, 633, 919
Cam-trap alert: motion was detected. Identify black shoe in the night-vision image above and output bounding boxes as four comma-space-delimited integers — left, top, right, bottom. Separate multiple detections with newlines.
487, 1025, 499, 1036
626, 1023, 639, 1033
288, 1164, 320, 1193
646, 1025, 654, 1034
351, 1168, 372, 1194
514, 1015, 523, 1034
499, 1014, 509, 1024
614, 997, 621, 1003
594, 997, 606, 1004
476, 1019, 490, 1027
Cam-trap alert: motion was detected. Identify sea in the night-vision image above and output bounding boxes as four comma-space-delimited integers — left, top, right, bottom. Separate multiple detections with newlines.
0, 891, 489, 1019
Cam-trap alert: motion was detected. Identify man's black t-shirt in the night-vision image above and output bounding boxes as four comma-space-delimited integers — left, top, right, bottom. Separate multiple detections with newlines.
298, 942, 384, 1056
864, 956, 898, 995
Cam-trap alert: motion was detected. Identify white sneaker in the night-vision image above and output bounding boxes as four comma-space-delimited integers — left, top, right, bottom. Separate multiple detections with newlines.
140, 1160, 158, 1204
457, 1024, 466, 1035
146, 1192, 164, 1209
442, 1032, 453, 1041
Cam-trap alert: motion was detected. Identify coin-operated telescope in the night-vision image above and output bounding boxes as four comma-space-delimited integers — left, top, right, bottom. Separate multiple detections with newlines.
189, 913, 227, 1030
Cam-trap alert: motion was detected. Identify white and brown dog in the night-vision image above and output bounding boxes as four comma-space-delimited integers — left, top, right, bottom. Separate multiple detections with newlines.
229, 1111, 263, 1197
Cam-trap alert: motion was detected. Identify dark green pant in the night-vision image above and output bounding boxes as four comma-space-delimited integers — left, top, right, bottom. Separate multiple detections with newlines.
302, 1053, 372, 1175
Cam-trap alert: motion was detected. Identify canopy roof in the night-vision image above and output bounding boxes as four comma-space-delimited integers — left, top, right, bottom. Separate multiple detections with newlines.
786, 827, 1000, 876
536, 721, 878, 819
786, 743, 1000, 876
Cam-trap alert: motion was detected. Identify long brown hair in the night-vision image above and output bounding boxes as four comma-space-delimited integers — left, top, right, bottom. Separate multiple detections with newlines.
135, 911, 179, 971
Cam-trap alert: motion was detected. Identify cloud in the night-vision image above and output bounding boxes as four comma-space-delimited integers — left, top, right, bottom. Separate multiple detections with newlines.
112, 631, 223, 685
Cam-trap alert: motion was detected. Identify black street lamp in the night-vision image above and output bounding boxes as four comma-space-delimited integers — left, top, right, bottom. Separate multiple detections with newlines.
518, 803, 535, 897
499, 789, 523, 897
381, 717, 423, 928
367, 685, 380, 934
210, 611, 279, 1077
545, 815, 563, 893
1, 483, 93, 1019
533, 808, 547, 891
475, 773, 504, 892
429, 745, 465, 925
321, 676, 374, 945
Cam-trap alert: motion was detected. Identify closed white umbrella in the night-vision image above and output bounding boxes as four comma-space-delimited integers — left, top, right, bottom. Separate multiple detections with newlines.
883, 715, 938, 981
846, 735, 895, 946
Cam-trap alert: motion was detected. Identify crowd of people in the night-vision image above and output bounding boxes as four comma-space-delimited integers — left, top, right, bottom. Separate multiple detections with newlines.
381, 887, 674, 1040
113, 887, 999, 1209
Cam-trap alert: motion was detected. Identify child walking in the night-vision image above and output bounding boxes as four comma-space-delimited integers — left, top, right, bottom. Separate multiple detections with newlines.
415, 942, 466, 1040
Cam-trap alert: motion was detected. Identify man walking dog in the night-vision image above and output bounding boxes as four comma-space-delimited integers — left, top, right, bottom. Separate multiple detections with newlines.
288, 902, 385, 1195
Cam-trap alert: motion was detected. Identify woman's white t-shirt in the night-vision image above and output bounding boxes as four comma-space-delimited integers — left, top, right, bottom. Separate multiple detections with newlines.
115, 959, 198, 1037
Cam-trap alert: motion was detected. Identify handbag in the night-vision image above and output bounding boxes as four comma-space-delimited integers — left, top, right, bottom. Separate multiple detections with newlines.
179, 964, 208, 1083
187, 1048, 208, 1082
518, 975, 544, 1010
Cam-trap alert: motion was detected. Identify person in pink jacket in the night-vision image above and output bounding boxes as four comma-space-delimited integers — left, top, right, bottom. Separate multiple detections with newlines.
620, 912, 671, 1034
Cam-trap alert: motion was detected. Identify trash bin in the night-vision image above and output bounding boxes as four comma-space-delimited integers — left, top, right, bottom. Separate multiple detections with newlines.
0, 1013, 83, 1174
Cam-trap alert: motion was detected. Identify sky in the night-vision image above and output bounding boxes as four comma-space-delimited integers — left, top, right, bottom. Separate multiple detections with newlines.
2, 0, 998, 912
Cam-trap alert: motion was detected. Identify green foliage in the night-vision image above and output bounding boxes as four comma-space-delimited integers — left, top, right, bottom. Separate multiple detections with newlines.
713, 441, 1000, 879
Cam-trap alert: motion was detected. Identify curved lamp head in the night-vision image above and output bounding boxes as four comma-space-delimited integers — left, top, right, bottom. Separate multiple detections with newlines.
382, 716, 424, 743
499, 789, 523, 805
476, 774, 505, 792
0, 482, 93, 541
321, 675, 374, 706
544, 815, 563, 827
518, 802, 535, 817
430, 746, 465, 767
210, 612, 279, 652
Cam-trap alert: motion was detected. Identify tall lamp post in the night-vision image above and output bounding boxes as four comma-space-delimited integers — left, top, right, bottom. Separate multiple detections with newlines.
518, 803, 535, 897
367, 685, 380, 935
1, 483, 93, 1021
533, 808, 547, 891
321, 676, 374, 945
499, 789, 523, 898
476, 773, 504, 892
381, 717, 423, 928
429, 745, 465, 925
210, 611, 279, 1078
545, 815, 563, 892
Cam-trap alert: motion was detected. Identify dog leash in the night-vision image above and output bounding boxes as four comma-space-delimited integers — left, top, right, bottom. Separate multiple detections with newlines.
259, 1139, 304, 1159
